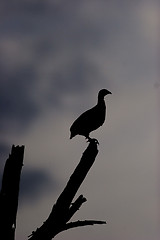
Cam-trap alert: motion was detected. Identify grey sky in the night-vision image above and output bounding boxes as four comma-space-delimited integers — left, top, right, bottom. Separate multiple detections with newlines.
0, 1, 159, 240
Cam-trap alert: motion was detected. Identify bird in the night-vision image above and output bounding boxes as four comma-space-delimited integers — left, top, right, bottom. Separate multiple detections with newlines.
70, 89, 112, 142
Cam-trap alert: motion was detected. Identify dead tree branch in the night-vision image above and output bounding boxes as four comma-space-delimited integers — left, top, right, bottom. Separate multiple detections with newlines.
28, 139, 106, 240
62, 220, 106, 231
0, 145, 24, 240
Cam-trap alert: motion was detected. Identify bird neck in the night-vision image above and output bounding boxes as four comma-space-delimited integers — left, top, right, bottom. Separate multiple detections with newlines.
98, 95, 105, 105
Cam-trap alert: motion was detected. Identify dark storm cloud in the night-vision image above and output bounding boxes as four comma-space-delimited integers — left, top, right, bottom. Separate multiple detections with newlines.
19, 167, 57, 203
0, 0, 49, 13
0, 0, 154, 134
0, 64, 39, 133
0, 0, 112, 134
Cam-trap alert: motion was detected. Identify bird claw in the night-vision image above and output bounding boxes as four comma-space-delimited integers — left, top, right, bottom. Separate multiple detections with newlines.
86, 137, 99, 145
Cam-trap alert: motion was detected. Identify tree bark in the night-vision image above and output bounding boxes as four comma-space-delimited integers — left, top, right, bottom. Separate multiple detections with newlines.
0, 145, 24, 240
28, 139, 106, 240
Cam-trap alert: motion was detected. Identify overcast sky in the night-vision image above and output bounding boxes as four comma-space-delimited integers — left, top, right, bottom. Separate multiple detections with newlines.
0, 1, 159, 240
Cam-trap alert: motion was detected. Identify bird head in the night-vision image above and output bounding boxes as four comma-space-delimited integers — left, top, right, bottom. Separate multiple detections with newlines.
98, 89, 112, 98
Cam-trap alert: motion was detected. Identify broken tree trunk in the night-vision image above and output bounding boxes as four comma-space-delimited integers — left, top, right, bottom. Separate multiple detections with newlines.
28, 139, 106, 240
0, 145, 24, 240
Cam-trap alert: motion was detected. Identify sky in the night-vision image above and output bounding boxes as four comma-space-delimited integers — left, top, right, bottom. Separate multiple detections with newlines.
0, 1, 159, 240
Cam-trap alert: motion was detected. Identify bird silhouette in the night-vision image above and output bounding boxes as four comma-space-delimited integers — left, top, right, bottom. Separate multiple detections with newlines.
70, 89, 112, 142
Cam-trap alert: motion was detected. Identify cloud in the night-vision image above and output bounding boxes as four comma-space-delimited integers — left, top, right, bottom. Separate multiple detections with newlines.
19, 167, 58, 204
0, 64, 39, 133
0, 0, 156, 137
0, 144, 57, 203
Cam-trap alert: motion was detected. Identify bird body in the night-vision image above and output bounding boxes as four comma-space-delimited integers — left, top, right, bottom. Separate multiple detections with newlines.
70, 89, 111, 140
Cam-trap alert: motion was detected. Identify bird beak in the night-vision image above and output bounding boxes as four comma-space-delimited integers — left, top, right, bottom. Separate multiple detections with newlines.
107, 91, 112, 95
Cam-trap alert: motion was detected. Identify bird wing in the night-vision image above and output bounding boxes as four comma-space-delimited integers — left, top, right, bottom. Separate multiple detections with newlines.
70, 104, 106, 137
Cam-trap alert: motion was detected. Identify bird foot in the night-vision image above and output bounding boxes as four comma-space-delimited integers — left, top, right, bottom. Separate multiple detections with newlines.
86, 137, 99, 145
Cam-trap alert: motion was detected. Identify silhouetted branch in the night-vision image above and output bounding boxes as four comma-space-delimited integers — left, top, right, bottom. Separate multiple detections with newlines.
28, 139, 106, 240
0, 145, 24, 240
67, 194, 87, 221
62, 220, 106, 231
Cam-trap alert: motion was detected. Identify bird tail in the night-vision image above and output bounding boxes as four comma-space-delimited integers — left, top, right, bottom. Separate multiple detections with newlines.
70, 132, 73, 139
70, 132, 75, 139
